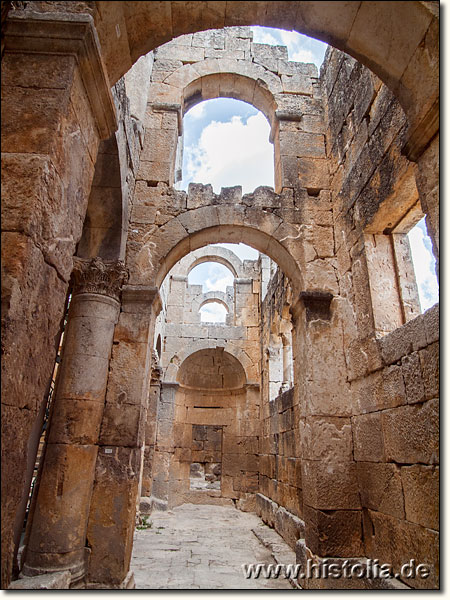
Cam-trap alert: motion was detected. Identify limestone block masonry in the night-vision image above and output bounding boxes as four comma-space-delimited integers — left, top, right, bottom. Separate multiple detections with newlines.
1, 3, 439, 591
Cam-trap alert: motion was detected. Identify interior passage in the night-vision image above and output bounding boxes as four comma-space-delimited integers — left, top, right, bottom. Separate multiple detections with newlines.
131, 504, 295, 589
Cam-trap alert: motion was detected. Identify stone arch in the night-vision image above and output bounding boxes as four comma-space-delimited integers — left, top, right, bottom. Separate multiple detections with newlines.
177, 348, 247, 390
77, 133, 128, 261
163, 58, 280, 127
98, 1, 437, 144
197, 294, 231, 315
171, 245, 245, 279
164, 339, 255, 384
129, 204, 304, 295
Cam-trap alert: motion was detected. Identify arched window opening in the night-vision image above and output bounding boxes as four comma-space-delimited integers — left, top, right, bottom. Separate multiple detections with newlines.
177, 98, 274, 193
188, 261, 234, 293
199, 302, 228, 324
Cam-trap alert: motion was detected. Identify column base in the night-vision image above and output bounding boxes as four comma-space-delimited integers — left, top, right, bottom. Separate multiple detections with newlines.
22, 547, 88, 588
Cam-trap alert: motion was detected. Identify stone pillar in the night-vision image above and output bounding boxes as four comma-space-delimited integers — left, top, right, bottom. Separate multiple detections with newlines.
85, 286, 161, 588
21, 257, 127, 587
1, 10, 116, 587
152, 382, 179, 510
291, 292, 364, 589
140, 352, 162, 513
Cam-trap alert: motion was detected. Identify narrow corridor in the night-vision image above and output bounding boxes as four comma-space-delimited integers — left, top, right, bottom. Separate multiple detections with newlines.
131, 504, 296, 589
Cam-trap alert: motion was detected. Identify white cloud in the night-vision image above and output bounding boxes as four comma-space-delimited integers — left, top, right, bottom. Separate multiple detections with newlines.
183, 112, 274, 194
408, 222, 439, 311
251, 26, 327, 69
291, 49, 315, 64
187, 103, 206, 120
252, 27, 279, 46
204, 273, 234, 293
200, 303, 227, 323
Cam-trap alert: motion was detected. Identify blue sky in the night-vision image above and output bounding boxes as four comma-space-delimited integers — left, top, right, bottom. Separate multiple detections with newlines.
176, 27, 438, 316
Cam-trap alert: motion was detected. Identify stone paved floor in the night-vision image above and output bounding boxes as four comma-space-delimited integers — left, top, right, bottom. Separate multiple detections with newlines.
131, 504, 294, 589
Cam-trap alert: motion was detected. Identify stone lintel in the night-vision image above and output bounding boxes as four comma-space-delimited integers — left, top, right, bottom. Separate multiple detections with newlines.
5, 10, 117, 140
402, 99, 439, 163
300, 290, 333, 322
171, 275, 188, 282
121, 285, 162, 315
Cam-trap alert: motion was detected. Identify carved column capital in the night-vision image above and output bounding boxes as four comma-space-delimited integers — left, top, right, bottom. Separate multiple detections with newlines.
72, 257, 128, 301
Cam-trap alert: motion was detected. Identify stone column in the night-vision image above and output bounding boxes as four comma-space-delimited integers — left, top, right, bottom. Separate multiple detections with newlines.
21, 257, 127, 587
85, 286, 161, 588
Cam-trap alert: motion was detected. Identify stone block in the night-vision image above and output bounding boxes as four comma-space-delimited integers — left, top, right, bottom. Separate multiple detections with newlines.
87, 447, 141, 586
402, 352, 425, 404
9, 571, 71, 589
100, 402, 144, 447
48, 397, 104, 445
352, 411, 385, 462
419, 342, 439, 401
401, 465, 439, 530
379, 314, 427, 365
300, 417, 353, 462
27, 443, 98, 555
297, 157, 330, 189
304, 505, 364, 557
363, 510, 439, 589
382, 399, 439, 464
422, 304, 439, 345
356, 462, 404, 519
302, 460, 361, 510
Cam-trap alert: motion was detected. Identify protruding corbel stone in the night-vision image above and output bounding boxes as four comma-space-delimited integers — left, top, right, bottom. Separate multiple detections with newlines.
72, 257, 128, 301
121, 284, 162, 316
299, 290, 333, 322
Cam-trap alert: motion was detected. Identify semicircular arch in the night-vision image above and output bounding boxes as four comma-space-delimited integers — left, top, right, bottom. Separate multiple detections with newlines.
129, 206, 305, 295
164, 340, 254, 384
171, 245, 244, 279
102, 1, 437, 138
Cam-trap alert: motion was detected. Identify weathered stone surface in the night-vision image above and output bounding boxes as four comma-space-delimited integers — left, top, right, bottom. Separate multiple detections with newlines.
401, 465, 439, 530
363, 510, 439, 589
304, 505, 364, 557
356, 462, 404, 519
1, 12, 439, 591
9, 571, 71, 589
87, 447, 141, 585
302, 460, 361, 510
382, 399, 439, 464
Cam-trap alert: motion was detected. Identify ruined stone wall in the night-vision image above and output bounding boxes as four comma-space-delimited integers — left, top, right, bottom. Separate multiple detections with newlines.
257, 267, 304, 549
322, 47, 439, 589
